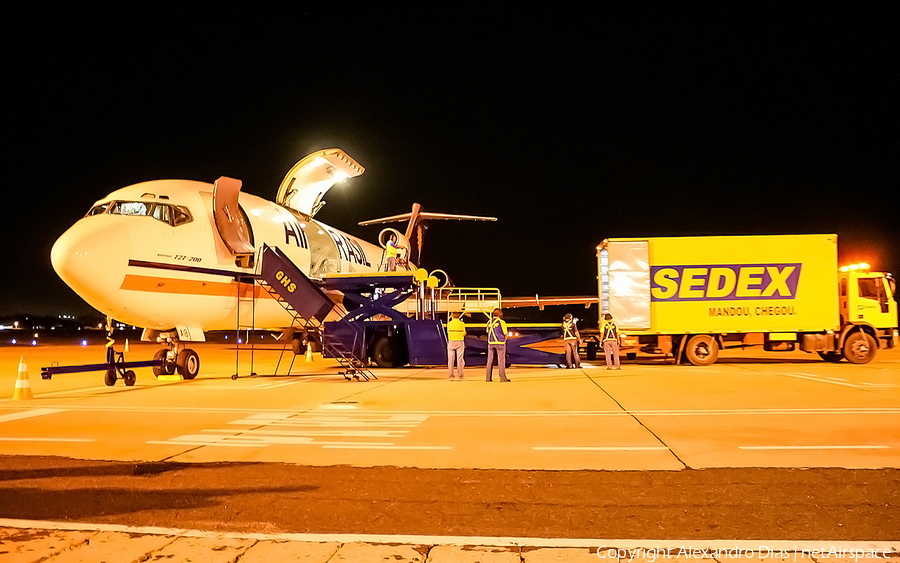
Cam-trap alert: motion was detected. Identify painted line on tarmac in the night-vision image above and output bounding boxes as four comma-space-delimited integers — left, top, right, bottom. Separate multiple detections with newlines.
783, 372, 898, 388
321, 444, 452, 450
0, 517, 897, 552
533, 446, 669, 451
6, 404, 900, 417
740, 445, 890, 450
0, 408, 65, 423
27, 386, 128, 398
0, 437, 94, 443
147, 435, 401, 448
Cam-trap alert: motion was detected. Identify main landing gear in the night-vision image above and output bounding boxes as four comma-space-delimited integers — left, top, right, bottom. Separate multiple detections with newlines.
151, 332, 200, 379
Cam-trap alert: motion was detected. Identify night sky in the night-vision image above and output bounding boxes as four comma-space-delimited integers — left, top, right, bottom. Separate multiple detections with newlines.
3, 5, 896, 321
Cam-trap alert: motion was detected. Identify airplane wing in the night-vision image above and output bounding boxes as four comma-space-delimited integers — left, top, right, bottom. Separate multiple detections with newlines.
502, 295, 598, 310
276, 149, 364, 217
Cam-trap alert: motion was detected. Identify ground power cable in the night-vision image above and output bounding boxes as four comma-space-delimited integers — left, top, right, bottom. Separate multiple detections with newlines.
582, 369, 689, 468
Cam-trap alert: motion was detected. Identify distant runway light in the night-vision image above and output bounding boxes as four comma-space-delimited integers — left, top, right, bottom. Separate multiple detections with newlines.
10, 339, 16, 345
81, 340, 88, 347
31, 340, 37, 346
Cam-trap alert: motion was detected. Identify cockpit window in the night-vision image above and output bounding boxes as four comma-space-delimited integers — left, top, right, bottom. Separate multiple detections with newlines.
87, 203, 109, 216
86, 201, 194, 227
111, 201, 152, 216
173, 206, 193, 226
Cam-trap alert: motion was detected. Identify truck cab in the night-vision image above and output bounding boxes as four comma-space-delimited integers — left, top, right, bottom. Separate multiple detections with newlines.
840, 267, 897, 352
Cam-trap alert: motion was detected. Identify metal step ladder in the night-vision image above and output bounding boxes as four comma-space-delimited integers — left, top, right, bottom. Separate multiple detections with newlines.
321, 323, 375, 381
257, 245, 374, 380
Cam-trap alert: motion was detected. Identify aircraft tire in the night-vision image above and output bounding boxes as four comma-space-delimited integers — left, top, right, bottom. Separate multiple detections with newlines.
152, 349, 175, 376
842, 331, 876, 364
123, 370, 136, 386
292, 337, 307, 355
104, 369, 117, 386
176, 349, 201, 379
371, 336, 403, 368
585, 341, 598, 361
684, 335, 719, 366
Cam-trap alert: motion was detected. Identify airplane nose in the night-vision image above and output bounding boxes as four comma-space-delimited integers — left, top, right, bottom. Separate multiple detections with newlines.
51, 219, 129, 309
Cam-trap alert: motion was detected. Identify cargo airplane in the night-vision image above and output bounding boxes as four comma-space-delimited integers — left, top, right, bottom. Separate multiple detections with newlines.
50, 149, 495, 379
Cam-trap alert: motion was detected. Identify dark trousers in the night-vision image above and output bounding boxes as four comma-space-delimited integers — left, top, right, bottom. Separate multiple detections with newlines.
485, 343, 509, 381
564, 339, 581, 367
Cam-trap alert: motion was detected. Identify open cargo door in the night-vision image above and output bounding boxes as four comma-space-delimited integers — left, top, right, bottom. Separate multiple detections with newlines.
600, 240, 651, 330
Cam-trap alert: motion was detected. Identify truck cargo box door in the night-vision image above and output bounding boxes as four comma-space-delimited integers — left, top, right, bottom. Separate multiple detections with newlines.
606, 240, 650, 330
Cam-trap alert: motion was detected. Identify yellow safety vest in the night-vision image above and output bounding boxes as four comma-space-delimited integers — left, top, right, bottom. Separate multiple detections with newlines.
602, 321, 619, 342
386, 241, 399, 259
447, 318, 467, 342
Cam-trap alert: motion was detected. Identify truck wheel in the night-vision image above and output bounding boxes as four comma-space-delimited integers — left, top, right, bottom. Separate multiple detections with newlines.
291, 337, 307, 355
176, 349, 201, 379
585, 341, 598, 361
817, 351, 842, 363
842, 332, 876, 364
371, 336, 403, 368
685, 335, 719, 366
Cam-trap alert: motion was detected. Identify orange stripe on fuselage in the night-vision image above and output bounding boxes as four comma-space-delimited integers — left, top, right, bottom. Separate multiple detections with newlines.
119, 274, 270, 299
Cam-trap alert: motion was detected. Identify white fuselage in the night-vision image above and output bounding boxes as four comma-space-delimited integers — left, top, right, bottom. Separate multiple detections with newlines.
51, 179, 386, 335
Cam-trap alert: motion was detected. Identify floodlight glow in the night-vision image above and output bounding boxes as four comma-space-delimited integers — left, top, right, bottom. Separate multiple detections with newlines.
840, 262, 872, 273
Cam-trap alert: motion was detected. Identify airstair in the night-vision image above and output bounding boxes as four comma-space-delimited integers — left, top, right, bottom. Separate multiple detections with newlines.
252, 245, 375, 380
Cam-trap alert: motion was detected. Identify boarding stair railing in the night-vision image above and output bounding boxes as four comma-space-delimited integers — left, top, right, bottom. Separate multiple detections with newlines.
395, 286, 501, 318
256, 245, 374, 380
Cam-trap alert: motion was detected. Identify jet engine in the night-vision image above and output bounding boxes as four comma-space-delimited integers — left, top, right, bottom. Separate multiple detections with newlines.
378, 228, 410, 256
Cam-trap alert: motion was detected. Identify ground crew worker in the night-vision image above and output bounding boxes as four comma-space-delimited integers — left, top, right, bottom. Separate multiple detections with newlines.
601, 313, 621, 370
447, 311, 466, 380
485, 308, 510, 382
384, 234, 402, 271
562, 313, 581, 368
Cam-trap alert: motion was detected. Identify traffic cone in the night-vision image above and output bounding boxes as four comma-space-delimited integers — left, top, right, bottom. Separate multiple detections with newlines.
12, 356, 33, 400
125, 339, 130, 352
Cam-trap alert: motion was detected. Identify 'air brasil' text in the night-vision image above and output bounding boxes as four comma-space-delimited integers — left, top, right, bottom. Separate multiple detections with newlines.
651, 264, 801, 301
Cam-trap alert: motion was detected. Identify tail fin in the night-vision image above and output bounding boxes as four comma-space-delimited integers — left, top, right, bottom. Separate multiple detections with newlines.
359, 204, 496, 264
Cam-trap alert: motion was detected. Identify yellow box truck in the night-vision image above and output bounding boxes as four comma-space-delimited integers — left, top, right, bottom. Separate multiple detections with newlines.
596, 234, 898, 365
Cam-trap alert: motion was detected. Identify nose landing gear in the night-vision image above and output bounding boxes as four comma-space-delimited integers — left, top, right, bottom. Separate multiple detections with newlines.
152, 332, 201, 379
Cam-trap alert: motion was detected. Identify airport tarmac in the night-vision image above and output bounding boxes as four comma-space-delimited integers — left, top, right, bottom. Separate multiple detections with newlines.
0, 342, 898, 559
